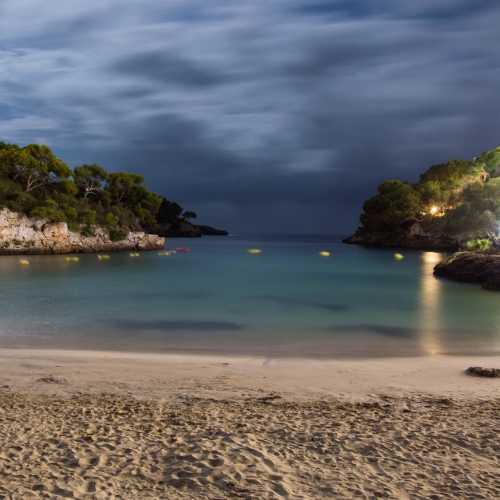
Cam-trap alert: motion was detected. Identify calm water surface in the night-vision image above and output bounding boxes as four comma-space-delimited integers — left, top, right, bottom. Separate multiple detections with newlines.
0, 235, 499, 357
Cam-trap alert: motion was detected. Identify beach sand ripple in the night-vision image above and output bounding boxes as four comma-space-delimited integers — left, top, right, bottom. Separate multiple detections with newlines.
0, 392, 499, 499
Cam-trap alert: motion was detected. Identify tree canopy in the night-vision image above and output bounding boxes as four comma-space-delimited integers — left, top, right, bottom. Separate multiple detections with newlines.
474, 147, 500, 176
357, 147, 500, 240
360, 180, 422, 232
0, 142, 190, 240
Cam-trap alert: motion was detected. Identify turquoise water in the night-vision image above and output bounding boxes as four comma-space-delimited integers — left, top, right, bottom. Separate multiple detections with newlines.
0, 235, 499, 357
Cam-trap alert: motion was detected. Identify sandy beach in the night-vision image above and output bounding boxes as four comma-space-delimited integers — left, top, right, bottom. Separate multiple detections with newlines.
0, 349, 499, 499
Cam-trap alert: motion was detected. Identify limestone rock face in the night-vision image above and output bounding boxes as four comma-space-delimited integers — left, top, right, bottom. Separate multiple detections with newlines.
433, 252, 500, 291
0, 208, 165, 254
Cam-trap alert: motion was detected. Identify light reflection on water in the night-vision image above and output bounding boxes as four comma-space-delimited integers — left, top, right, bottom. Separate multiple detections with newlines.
419, 252, 443, 355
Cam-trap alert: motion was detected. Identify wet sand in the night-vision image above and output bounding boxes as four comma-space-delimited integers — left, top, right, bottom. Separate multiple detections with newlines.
0, 349, 499, 498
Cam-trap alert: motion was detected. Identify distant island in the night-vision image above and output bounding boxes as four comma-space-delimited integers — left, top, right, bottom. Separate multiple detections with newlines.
0, 142, 226, 254
345, 146, 500, 252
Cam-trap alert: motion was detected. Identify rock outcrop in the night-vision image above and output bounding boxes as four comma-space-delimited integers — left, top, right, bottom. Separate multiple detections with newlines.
433, 251, 500, 291
197, 225, 229, 236
344, 220, 458, 251
162, 221, 203, 237
0, 208, 165, 254
146, 221, 228, 238
465, 367, 500, 378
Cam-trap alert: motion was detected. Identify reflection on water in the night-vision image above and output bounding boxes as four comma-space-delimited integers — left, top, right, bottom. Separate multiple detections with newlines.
418, 252, 443, 355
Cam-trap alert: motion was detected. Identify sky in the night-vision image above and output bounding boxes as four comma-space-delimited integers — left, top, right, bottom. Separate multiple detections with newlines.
1, 0, 500, 234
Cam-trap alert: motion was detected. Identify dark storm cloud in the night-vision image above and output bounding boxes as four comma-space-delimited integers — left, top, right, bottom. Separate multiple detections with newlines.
297, 0, 500, 21
0, 0, 499, 233
112, 51, 230, 88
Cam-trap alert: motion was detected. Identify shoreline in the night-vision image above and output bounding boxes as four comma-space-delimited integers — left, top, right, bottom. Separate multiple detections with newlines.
2, 347, 500, 401
342, 235, 457, 252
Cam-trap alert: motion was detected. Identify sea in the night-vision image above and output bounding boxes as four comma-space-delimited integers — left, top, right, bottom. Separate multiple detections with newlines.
1, 234, 499, 358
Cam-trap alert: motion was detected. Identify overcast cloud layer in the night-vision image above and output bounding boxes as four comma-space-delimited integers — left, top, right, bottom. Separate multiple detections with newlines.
1, 0, 499, 233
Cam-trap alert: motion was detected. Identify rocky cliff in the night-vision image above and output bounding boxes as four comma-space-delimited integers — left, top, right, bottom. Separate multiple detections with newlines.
0, 208, 165, 254
434, 252, 500, 291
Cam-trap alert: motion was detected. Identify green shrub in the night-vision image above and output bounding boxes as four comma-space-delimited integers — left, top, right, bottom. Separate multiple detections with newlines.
81, 208, 97, 226
109, 228, 128, 242
105, 212, 119, 227
30, 199, 66, 222
465, 238, 492, 252
68, 222, 80, 233
81, 225, 95, 237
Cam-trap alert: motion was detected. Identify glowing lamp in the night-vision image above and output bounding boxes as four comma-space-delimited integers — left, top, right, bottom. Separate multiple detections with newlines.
429, 205, 439, 216
319, 251, 332, 257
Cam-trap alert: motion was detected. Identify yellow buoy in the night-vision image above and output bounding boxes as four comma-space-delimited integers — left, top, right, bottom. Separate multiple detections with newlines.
129, 252, 140, 258
247, 248, 262, 255
394, 252, 404, 261
319, 250, 332, 257
65, 256, 80, 262
19, 259, 30, 266
97, 254, 111, 261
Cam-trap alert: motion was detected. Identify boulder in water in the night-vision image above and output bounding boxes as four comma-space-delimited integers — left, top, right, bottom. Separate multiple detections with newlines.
434, 252, 500, 291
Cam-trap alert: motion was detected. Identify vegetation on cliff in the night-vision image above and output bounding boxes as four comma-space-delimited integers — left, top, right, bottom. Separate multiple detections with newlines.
0, 142, 197, 240
350, 146, 500, 249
